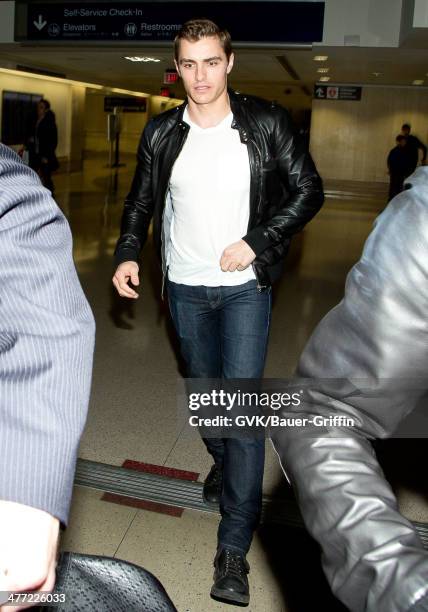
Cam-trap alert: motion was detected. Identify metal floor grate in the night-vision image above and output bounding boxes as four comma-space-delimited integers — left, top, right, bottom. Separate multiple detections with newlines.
75, 459, 428, 547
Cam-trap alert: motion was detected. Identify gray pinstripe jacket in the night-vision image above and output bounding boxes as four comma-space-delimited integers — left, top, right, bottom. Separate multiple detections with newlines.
0, 143, 95, 525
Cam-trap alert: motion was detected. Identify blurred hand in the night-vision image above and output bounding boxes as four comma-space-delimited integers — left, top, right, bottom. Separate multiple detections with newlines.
220, 240, 256, 272
112, 261, 140, 298
0, 501, 59, 611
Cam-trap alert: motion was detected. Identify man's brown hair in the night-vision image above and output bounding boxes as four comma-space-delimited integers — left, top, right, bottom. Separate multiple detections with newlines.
174, 19, 233, 61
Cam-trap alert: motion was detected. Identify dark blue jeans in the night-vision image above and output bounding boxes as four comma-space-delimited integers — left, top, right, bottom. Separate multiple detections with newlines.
167, 278, 271, 555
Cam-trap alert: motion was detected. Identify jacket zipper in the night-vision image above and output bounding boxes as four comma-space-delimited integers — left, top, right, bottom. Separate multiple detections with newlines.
248, 137, 264, 216
240, 129, 267, 292
160, 121, 189, 299
248, 136, 268, 292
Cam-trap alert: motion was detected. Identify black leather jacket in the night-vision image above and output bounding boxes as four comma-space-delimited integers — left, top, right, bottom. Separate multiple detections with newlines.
115, 89, 324, 289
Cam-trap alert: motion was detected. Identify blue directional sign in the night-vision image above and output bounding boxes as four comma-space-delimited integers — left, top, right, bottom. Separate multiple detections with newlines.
17, 2, 325, 43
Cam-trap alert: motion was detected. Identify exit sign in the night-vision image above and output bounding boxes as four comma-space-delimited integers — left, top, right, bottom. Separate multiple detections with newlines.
164, 69, 179, 85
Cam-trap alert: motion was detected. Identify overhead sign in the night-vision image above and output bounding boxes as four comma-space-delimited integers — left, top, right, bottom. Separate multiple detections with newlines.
314, 85, 362, 101
104, 96, 147, 112
16, 2, 325, 44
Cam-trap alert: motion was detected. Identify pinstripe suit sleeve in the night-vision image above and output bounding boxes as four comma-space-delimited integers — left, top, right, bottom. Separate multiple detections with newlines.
0, 144, 95, 525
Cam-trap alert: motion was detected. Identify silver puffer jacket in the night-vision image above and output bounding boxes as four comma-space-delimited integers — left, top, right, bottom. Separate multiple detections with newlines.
272, 167, 428, 612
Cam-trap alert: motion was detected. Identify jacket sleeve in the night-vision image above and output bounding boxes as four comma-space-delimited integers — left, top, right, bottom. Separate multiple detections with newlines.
0, 145, 95, 525
242, 106, 324, 257
292, 171, 428, 438
270, 171, 428, 612
114, 121, 155, 265
416, 137, 427, 162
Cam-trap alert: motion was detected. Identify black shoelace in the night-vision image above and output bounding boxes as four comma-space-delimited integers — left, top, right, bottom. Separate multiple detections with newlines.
223, 550, 248, 578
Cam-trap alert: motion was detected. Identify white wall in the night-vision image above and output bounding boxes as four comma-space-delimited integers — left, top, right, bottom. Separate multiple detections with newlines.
310, 85, 428, 182
413, 0, 428, 26
0, 72, 72, 157
150, 95, 183, 117
322, 0, 404, 47
0, 2, 14, 44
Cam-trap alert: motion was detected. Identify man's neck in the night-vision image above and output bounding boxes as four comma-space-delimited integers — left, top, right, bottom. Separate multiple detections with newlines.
186, 92, 231, 129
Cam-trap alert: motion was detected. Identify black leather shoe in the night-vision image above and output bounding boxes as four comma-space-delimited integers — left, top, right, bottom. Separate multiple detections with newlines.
203, 463, 223, 504
210, 548, 250, 606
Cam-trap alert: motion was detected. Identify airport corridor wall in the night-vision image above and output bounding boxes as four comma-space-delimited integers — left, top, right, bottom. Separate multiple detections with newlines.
310, 86, 428, 183
0, 72, 71, 158
83, 92, 182, 156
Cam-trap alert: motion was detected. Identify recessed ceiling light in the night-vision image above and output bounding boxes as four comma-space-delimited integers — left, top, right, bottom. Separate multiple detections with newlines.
124, 56, 161, 63
413, 79, 424, 85
317, 67, 330, 73
319, 76, 330, 82
314, 55, 328, 62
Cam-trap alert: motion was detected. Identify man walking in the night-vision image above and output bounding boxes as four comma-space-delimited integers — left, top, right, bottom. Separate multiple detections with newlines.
113, 19, 323, 605
387, 134, 414, 200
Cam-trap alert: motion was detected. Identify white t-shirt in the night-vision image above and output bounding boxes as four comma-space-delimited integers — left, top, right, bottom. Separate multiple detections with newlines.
167, 108, 256, 286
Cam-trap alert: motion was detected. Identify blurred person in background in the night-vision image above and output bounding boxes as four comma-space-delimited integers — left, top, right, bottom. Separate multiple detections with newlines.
387, 134, 414, 200
28, 99, 59, 194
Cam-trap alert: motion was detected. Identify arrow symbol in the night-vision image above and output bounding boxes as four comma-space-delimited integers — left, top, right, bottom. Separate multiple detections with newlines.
33, 15, 47, 31
315, 87, 325, 97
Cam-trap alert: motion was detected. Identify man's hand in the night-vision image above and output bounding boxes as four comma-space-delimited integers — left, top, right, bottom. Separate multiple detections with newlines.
220, 240, 256, 272
112, 261, 140, 299
0, 501, 59, 611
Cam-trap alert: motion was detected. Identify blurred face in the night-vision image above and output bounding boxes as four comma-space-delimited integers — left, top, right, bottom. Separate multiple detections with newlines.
37, 101, 46, 117
402, 126, 410, 136
174, 36, 234, 107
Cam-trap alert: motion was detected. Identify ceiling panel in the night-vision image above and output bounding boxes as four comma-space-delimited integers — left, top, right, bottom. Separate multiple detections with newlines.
0, 42, 427, 110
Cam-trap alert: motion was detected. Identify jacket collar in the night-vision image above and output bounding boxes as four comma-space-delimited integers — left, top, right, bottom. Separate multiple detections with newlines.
175, 98, 188, 127
229, 89, 252, 143
174, 88, 249, 138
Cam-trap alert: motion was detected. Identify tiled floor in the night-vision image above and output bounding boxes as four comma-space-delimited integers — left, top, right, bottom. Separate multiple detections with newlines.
52, 155, 427, 611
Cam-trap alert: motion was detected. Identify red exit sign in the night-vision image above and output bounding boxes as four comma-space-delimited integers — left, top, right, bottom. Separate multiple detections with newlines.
164, 69, 179, 85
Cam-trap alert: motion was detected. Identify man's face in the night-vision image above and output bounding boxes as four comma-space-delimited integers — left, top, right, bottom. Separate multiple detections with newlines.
402, 127, 410, 136
175, 36, 234, 106
37, 101, 45, 118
